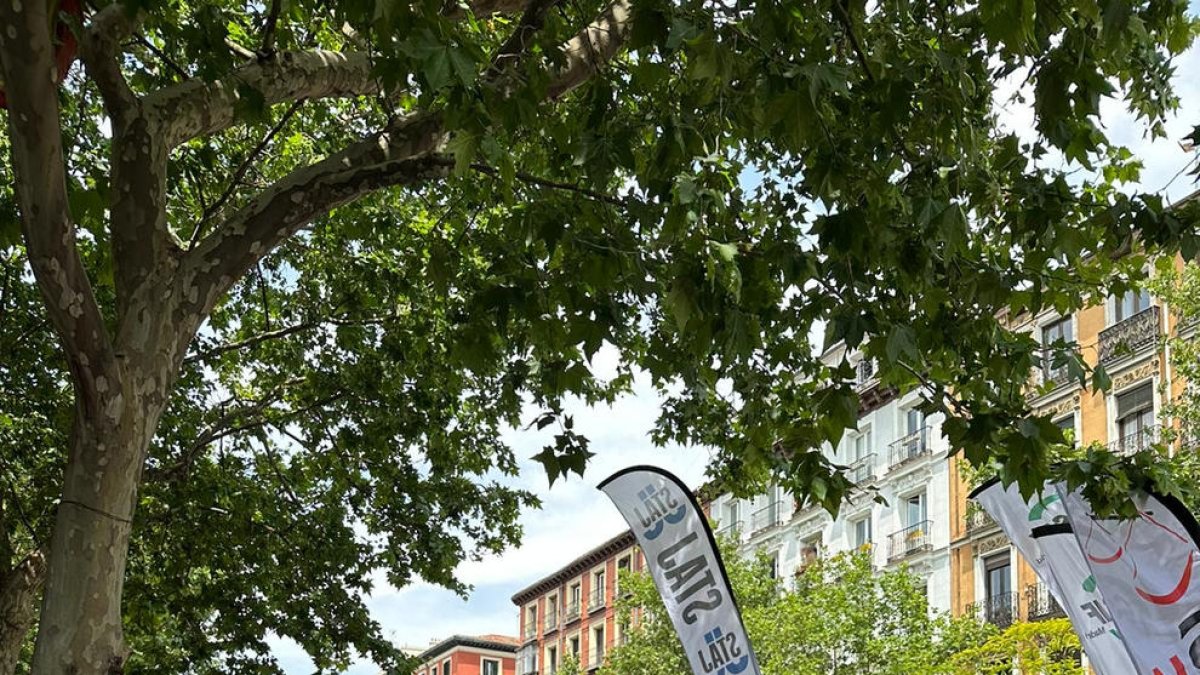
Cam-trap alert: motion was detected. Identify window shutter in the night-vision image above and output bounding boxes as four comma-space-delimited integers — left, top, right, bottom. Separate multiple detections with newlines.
1117, 384, 1153, 418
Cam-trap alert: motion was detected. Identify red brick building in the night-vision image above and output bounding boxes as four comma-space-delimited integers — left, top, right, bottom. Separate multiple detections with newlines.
511, 531, 645, 674
412, 634, 519, 675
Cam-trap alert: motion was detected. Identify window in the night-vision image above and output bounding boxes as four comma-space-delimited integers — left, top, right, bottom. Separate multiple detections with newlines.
570, 634, 580, 657
483, 659, 500, 675
591, 569, 606, 609
853, 517, 872, 548
1054, 413, 1075, 445
1041, 316, 1074, 379
984, 552, 1011, 599
592, 625, 606, 665
547, 645, 558, 674
723, 500, 740, 529
905, 493, 927, 527
616, 555, 631, 594
853, 428, 871, 461
1116, 383, 1155, 451
1115, 287, 1152, 322
442, 660, 451, 675
526, 604, 537, 637
568, 582, 581, 616
768, 551, 780, 579
799, 535, 820, 569
905, 407, 924, 435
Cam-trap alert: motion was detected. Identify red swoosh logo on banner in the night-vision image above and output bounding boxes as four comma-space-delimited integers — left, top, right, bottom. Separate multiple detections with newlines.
1089, 547, 1123, 564
1136, 555, 1194, 606
1152, 655, 1187, 675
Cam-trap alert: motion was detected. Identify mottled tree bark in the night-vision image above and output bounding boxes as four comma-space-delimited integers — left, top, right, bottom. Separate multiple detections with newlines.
0, 550, 46, 675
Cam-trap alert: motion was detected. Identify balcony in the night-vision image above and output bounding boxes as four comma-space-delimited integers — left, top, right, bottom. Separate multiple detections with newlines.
588, 587, 606, 613
965, 507, 998, 536
751, 501, 785, 533
1026, 583, 1066, 621
523, 621, 537, 642
715, 523, 739, 540
887, 520, 932, 563
969, 592, 1018, 629
563, 599, 581, 624
1099, 306, 1160, 365
849, 454, 875, 483
888, 428, 930, 469
1108, 424, 1160, 456
544, 607, 559, 634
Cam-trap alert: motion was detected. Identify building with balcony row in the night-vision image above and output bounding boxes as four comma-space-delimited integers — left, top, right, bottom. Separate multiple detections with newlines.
949, 264, 1199, 642
709, 342, 955, 613
411, 634, 519, 675
510, 530, 645, 674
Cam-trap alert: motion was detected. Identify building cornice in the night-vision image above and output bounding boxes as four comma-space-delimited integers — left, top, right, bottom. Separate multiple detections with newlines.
510, 530, 636, 605
418, 635, 519, 661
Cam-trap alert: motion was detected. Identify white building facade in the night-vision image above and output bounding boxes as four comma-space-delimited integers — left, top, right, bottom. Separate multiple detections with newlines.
710, 345, 954, 613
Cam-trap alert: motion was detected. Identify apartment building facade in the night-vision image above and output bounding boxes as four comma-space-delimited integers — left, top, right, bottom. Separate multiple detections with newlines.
710, 343, 956, 613
511, 530, 645, 674
950, 272, 1195, 632
412, 634, 519, 675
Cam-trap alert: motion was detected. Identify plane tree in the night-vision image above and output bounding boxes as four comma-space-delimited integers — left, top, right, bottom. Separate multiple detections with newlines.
0, 0, 1197, 671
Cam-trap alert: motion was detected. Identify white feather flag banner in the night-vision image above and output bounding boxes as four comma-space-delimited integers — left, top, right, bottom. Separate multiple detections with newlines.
971, 479, 1136, 673
599, 465, 761, 675
1054, 486, 1200, 675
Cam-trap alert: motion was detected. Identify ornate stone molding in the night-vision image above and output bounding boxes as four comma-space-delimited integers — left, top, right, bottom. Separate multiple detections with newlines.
1034, 392, 1080, 420
975, 533, 1009, 556
1111, 357, 1160, 391
888, 465, 933, 494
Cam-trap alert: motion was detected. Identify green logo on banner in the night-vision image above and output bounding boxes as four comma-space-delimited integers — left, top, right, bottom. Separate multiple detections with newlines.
1029, 495, 1060, 521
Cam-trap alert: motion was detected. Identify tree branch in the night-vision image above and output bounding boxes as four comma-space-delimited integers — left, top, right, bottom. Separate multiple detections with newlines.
259, 0, 283, 58
0, 0, 118, 415
190, 99, 305, 247
546, 0, 633, 99
185, 311, 399, 364
75, 6, 139, 122
470, 163, 628, 206
145, 50, 384, 149
185, 113, 452, 318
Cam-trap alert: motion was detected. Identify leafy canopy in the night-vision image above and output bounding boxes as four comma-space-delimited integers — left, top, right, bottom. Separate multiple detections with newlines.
1, 0, 1198, 669
602, 543, 1081, 674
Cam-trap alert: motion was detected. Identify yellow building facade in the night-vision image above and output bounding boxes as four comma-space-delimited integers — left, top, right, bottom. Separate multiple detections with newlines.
950, 259, 1193, 631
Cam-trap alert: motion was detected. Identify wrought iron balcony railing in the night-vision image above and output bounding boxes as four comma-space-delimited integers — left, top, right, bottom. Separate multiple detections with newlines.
887, 520, 932, 562
751, 501, 785, 532
523, 622, 538, 642
1109, 424, 1161, 456
969, 592, 1018, 629
1099, 306, 1160, 365
888, 427, 930, 469
715, 523, 739, 540
1026, 583, 1066, 621
588, 587, 606, 613
965, 507, 998, 535
564, 599, 581, 623
849, 454, 875, 483
544, 607, 559, 633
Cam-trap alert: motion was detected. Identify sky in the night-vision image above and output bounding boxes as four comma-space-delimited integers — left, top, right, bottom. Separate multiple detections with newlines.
272, 9, 1200, 672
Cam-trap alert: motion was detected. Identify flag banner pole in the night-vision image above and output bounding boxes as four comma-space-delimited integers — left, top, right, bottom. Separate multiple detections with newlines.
1055, 485, 1200, 675
598, 465, 762, 675
971, 478, 1136, 673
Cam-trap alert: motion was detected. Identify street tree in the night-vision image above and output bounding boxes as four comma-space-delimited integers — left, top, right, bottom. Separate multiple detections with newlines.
602, 545, 1080, 675
1, 0, 1198, 671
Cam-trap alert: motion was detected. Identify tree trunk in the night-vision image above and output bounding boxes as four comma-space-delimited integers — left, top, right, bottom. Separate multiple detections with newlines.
0, 549, 46, 675
30, 375, 164, 674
